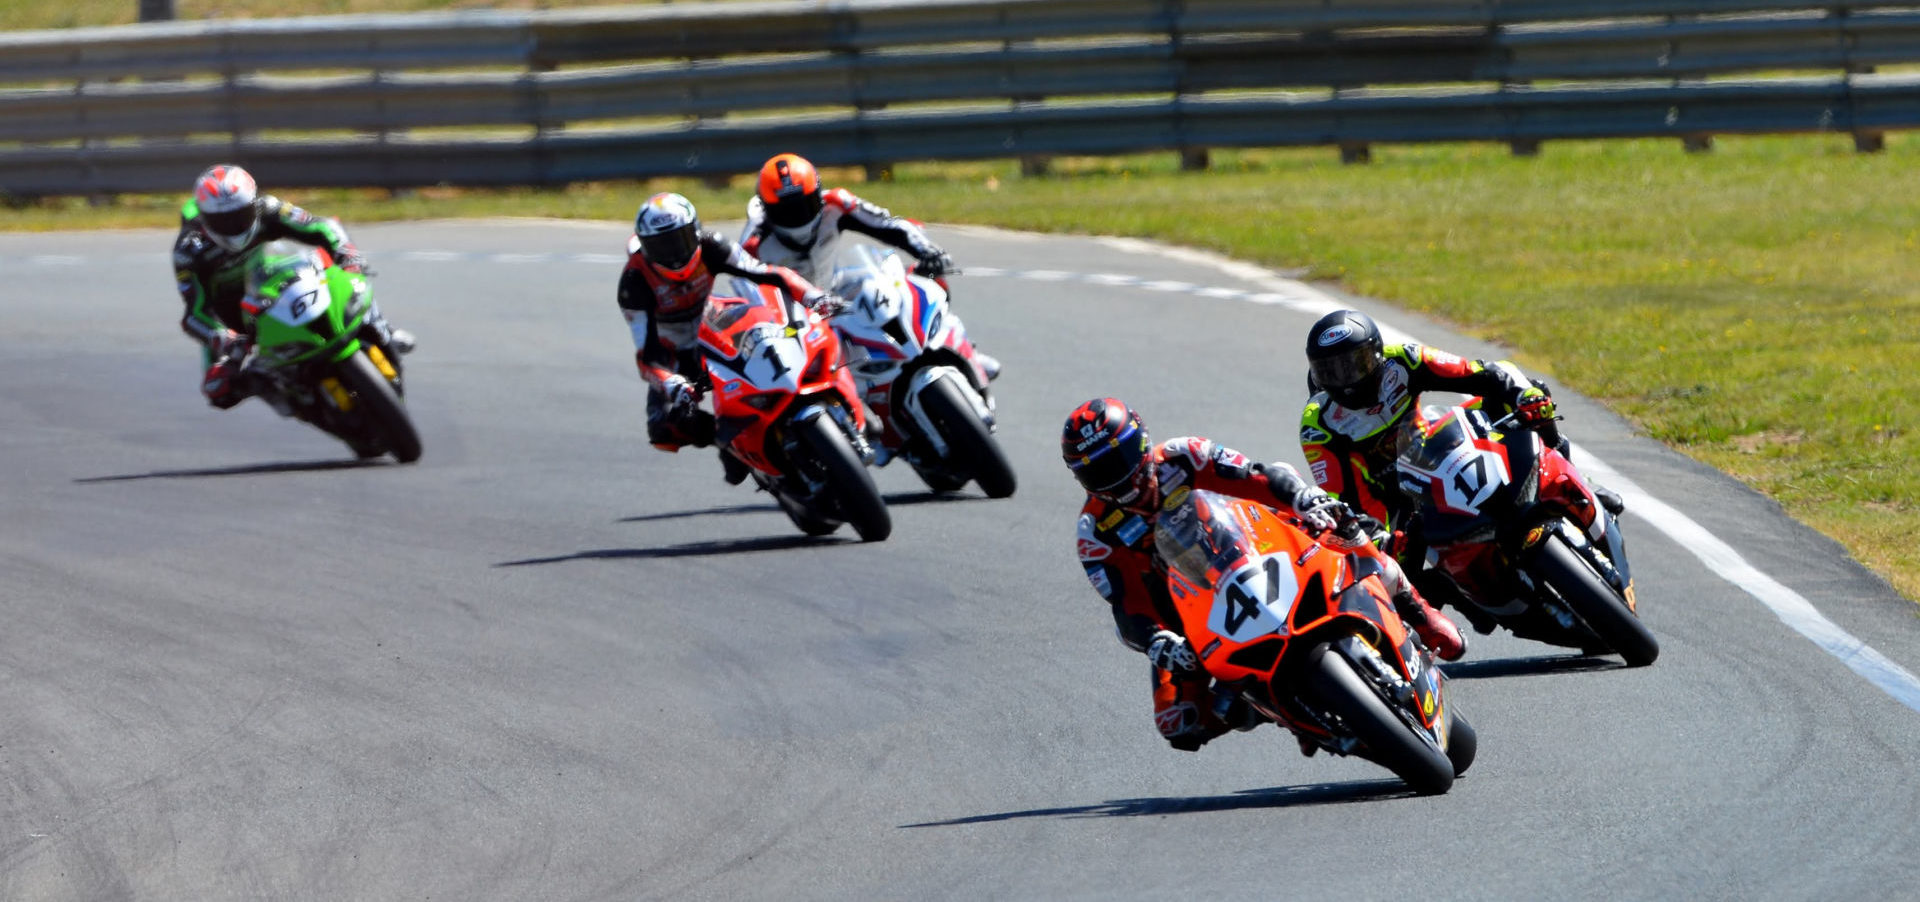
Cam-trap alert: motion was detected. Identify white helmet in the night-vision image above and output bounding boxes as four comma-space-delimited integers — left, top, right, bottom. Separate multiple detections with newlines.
193, 164, 261, 252
634, 192, 704, 279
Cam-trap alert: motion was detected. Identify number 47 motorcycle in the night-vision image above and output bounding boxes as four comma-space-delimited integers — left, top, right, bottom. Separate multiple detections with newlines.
1394, 403, 1656, 666
1157, 488, 1474, 795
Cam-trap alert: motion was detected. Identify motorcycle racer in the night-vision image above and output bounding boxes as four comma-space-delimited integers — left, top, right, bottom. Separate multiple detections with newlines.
174, 164, 412, 409
741, 153, 998, 381
1064, 398, 1465, 753
619, 191, 845, 477
1299, 309, 1623, 626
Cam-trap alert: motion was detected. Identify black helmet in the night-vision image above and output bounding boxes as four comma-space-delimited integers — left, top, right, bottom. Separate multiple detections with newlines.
1306, 309, 1386, 408
1061, 398, 1156, 511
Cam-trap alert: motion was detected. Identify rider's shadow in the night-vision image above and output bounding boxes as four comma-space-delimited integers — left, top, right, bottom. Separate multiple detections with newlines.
612, 491, 993, 525
899, 780, 1412, 827
74, 459, 383, 483
1440, 654, 1624, 681
495, 534, 850, 567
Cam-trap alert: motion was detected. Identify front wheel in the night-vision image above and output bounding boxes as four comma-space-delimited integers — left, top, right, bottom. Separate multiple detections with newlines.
335, 351, 421, 463
1306, 643, 1455, 795
916, 376, 1016, 498
795, 412, 890, 542
1534, 534, 1658, 667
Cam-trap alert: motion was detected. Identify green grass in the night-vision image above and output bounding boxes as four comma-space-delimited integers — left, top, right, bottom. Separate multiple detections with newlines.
7, 134, 1918, 601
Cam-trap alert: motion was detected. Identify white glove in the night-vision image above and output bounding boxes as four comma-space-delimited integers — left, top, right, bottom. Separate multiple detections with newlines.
1147, 629, 1198, 673
1293, 490, 1344, 534
662, 375, 698, 412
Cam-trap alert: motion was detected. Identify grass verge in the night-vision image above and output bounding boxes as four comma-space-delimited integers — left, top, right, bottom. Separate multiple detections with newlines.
6, 135, 1917, 601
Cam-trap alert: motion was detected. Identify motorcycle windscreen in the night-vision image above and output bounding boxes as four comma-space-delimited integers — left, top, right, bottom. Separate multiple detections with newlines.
1154, 489, 1248, 589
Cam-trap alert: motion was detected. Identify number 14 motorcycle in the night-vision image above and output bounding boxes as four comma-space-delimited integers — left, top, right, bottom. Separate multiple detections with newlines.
1157, 488, 1475, 795
828, 247, 1015, 499
1394, 403, 1656, 666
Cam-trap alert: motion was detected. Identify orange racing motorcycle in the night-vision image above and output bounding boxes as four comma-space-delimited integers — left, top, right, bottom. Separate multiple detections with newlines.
1157, 488, 1474, 795
1394, 403, 1656, 666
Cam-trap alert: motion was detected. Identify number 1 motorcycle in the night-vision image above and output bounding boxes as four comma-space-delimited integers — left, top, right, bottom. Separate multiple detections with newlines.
699, 286, 891, 542
1157, 488, 1474, 795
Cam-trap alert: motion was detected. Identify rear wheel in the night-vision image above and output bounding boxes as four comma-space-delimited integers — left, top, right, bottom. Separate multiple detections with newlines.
917, 376, 1017, 499
335, 351, 421, 463
1306, 643, 1454, 795
1535, 534, 1658, 667
795, 413, 890, 542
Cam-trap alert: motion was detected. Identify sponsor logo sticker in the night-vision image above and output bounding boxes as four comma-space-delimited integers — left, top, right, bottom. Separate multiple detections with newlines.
1161, 485, 1191, 512
1317, 323, 1354, 346
1116, 516, 1149, 546
1099, 509, 1126, 531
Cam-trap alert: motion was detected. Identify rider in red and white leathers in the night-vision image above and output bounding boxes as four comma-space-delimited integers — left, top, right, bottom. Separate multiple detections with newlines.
619, 192, 841, 464
1063, 398, 1466, 753
741, 153, 998, 381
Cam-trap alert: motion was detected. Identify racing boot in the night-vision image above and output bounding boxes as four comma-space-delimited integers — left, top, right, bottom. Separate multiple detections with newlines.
720, 448, 751, 486
359, 304, 416, 360
975, 351, 1001, 382
1393, 588, 1467, 661
202, 356, 253, 409
1594, 484, 1626, 516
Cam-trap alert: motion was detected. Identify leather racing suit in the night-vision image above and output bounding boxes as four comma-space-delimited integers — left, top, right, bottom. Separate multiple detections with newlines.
617, 229, 824, 448
174, 195, 365, 362
1076, 437, 1423, 751
741, 187, 943, 285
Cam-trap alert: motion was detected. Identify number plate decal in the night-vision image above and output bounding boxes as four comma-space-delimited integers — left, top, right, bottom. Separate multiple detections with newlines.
1208, 555, 1297, 643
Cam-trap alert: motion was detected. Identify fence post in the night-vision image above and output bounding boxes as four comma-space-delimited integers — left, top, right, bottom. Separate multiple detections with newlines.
137, 0, 173, 22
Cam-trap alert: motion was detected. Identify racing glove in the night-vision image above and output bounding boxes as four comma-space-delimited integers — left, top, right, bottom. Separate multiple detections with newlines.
1515, 386, 1557, 428
1146, 629, 1198, 674
915, 251, 956, 279
1292, 488, 1344, 534
803, 289, 849, 318
662, 374, 699, 413
336, 247, 372, 274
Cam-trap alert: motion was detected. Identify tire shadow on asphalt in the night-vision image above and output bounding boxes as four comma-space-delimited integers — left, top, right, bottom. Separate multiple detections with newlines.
74, 459, 384, 483
1439, 654, 1624, 681
495, 534, 851, 567
899, 780, 1411, 826
614, 491, 992, 525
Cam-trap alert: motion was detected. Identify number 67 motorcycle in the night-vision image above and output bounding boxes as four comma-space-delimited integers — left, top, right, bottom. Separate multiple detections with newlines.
1157, 488, 1474, 795
1394, 403, 1656, 666
237, 242, 421, 463
699, 287, 891, 542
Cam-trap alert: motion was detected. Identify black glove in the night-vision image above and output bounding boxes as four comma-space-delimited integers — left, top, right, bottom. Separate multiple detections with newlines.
916, 251, 956, 279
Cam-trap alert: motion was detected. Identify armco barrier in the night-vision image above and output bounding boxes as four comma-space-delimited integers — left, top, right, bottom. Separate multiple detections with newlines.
2, 0, 1916, 195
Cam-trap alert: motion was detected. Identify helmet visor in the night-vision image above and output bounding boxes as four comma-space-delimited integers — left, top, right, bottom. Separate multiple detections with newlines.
202, 205, 258, 240
640, 225, 699, 271
1068, 425, 1145, 496
1310, 347, 1381, 394
767, 190, 823, 229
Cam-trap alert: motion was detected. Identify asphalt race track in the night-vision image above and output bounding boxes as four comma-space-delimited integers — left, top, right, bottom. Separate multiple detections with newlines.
4, 220, 1920, 900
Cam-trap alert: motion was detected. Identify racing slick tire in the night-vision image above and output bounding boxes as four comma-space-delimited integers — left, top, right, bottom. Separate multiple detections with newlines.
1306, 642, 1455, 795
918, 376, 1017, 499
796, 412, 891, 542
1446, 709, 1477, 777
336, 351, 422, 463
1536, 534, 1658, 667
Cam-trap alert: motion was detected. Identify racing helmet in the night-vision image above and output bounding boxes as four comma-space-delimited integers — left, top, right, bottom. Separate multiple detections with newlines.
757, 153, 825, 244
1306, 309, 1387, 409
193, 164, 262, 252
634, 192, 704, 280
1062, 399, 1157, 512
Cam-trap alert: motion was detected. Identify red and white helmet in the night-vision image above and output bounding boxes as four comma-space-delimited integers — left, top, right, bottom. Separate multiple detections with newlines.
193, 164, 261, 251
634, 192, 704, 281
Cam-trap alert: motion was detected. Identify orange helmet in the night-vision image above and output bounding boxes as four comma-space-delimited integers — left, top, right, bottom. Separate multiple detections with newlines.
757, 153, 824, 231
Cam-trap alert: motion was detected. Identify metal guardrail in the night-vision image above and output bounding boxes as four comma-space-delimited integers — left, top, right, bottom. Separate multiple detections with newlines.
2, 0, 1916, 195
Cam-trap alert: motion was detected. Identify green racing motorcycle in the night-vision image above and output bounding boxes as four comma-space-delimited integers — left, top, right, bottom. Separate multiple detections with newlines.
238, 242, 421, 463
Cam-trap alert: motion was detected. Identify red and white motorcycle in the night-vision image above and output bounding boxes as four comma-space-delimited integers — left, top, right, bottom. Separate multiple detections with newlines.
825, 246, 1015, 498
